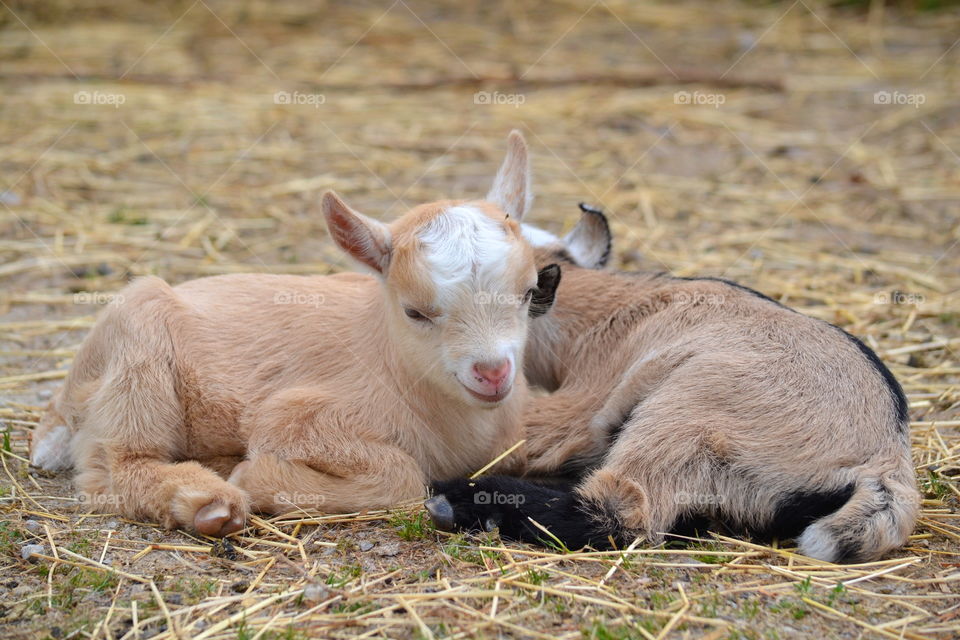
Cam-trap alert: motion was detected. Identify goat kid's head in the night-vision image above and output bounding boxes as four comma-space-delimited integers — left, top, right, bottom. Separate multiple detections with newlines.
521, 202, 613, 272
322, 131, 560, 407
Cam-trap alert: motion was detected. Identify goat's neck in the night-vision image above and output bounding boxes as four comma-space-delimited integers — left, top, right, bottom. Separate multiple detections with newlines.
526, 266, 663, 390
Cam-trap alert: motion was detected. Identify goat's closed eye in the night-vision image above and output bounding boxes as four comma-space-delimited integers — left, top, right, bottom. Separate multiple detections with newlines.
404, 307, 431, 322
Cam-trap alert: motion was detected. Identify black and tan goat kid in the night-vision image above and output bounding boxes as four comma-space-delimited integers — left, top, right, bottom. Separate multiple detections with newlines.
427, 204, 918, 563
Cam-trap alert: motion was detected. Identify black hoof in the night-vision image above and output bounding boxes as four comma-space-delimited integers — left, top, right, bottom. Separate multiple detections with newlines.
424, 495, 455, 531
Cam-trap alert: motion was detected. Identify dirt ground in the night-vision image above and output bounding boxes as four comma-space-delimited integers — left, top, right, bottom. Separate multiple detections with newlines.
1, 0, 959, 638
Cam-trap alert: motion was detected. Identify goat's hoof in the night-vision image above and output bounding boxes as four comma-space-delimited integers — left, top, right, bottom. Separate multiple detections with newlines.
424, 495, 455, 531
195, 502, 246, 537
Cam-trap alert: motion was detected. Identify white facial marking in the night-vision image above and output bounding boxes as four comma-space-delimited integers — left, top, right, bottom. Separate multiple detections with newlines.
417, 205, 529, 404
520, 223, 559, 248
31, 425, 72, 472
418, 205, 514, 307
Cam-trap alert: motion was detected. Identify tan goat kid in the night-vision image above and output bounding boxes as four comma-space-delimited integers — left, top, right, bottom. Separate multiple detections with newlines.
30, 132, 561, 537
428, 204, 919, 563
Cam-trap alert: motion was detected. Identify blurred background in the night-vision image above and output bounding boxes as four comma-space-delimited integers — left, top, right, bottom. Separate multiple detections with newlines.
1, 1, 957, 286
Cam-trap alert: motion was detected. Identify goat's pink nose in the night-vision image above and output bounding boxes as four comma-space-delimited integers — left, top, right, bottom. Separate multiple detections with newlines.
473, 360, 511, 387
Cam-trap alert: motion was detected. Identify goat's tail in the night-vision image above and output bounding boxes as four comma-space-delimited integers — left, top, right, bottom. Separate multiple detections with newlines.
796, 459, 919, 563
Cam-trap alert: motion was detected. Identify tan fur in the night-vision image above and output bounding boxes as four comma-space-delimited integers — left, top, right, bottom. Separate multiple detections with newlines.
31, 132, 542, 536
520, 218, 919, 562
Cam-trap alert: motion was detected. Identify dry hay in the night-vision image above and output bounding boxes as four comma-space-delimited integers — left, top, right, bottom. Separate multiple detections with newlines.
1, 0, 959, 638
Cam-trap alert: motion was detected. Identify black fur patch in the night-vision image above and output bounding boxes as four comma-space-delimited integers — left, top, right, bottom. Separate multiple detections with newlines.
833, 326, 909, 431
749, 483, 856, 541
834, 537, 863, 563
529, 264, 562, 318
555, 453, 604, 480
667, 513, 716, 540
429, 476, 625, 550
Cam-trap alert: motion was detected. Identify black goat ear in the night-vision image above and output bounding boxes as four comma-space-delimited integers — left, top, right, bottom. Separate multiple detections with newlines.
530, 264, 561, 318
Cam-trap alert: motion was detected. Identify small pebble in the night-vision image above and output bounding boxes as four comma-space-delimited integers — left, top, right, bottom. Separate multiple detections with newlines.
23, 520, 42, 533
21, 544, 45, 561
303, 583, 330, 603
358, 540, 374, 552
37, 389, 53, 401
376, 542, 401, 557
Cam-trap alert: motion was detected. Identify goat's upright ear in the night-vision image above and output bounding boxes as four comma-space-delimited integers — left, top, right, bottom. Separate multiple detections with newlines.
487, 130, 532, 221
322, 191, 391, 275
564, 203, 612, 269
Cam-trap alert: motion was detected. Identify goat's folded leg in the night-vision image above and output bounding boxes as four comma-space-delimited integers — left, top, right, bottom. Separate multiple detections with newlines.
524, 353, 682, 476
522, 392, 606, 476
232, 388, 427, 513
65, 283, 250, 538
230, 446, 426, 514
230, 453, 426, 513
75, 446, 249, 537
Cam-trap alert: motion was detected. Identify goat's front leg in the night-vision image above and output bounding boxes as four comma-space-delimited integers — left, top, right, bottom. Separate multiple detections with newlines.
231, 389, 426, 513
523, 391, 605, 476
